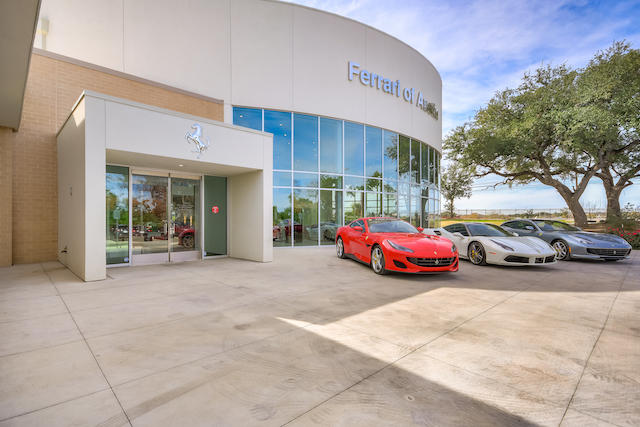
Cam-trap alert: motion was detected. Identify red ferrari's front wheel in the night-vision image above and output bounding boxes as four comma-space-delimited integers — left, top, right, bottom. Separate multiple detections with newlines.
371, 245, 387, 275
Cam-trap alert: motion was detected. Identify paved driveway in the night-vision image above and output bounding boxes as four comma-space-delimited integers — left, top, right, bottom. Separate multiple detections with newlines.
0, 249, 638, 426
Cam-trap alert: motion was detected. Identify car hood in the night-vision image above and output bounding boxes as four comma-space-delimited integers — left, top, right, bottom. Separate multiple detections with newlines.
376, 233, 455, 252
561, 231, 630, 247
485, 236, 554, 254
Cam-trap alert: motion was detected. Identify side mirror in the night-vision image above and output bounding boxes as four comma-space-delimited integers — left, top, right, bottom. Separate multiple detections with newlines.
416, 227, 424, 233
452, 232, 464, 238
512, 232, 519, 237
353, 226, 363, 232
524, 225, 534, 231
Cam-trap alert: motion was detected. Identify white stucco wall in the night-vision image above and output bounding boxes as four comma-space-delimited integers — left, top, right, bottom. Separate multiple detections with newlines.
37, 0, 442, 148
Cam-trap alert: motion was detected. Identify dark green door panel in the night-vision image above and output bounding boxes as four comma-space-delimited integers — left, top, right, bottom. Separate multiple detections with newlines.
204, 176, 227, 256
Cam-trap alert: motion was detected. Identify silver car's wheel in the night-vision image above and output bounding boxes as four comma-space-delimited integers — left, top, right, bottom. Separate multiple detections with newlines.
552, 240, 570, 260
371, 245, 387, 275
468, 242, 486, 265
336, 237, 346, 259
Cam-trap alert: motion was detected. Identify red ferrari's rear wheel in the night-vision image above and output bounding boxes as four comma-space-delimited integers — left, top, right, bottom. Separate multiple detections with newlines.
336, 236, 346, 259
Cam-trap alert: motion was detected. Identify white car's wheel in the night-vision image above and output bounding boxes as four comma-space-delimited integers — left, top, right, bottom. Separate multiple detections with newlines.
468, 242, 487, 265
371, 245, 387, 275
552, 240, 570, 260
336, 236, 346, 259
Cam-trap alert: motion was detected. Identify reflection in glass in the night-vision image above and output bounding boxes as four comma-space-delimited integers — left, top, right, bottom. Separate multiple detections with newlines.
294, 114, 318, 172
366, 192, 382, 217
171, 178, 200, 253
344, 191, 364, 223
399, 135, 410, 182
294, 189, 318, 246
421, 142, 430, 185
411, 139, 420, 184
366, 177, 381, 192
421, 198, 429, 228
365, 126, 382, 177
383, 179, 397, 192
132, 175, 168, 255
344, 176, 364, 190
434, 151, 440, 186
398, 182, 410, 222
106, 166, 129, 264
293, 172, 318, 188
344, 122, 364, 176
320, 175, 342, 189
383, 130, 398, 181
273, 188, 292, 247
320, 190, 342, 245
320, 118, 342, 174
428, 146, 435, 184
274, 171, 291, 187
383, 193, 398, 217
264, 110, 291, 170
232, 107, 262, 131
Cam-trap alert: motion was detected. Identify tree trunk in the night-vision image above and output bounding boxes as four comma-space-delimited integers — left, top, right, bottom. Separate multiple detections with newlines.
566, 196, 588, 228
604, 183, 623, 223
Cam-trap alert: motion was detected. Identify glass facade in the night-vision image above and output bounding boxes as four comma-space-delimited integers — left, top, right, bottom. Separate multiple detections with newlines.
106, 165, 129, 264
233, 107, 441, 247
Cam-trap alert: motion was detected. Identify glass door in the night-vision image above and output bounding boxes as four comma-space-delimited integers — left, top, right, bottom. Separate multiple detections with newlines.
170, 177, 200, 262
131, 173, 170, 265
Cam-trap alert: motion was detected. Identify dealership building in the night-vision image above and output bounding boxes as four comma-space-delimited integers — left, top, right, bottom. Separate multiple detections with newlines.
0, 0, 442, 280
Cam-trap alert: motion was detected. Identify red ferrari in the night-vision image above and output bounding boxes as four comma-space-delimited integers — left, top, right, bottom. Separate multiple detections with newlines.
335, 217, 459, 274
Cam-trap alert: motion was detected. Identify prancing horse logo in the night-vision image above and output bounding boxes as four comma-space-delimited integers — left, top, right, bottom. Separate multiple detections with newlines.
185, 123, 210, 158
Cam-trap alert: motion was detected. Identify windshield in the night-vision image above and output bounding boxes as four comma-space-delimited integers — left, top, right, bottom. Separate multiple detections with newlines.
467, 223, 513, 237
367, 219, 419, 234
533, 220, 580, 231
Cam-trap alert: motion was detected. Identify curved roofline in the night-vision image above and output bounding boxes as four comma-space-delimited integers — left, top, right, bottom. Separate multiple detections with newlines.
266, 0, 442, 84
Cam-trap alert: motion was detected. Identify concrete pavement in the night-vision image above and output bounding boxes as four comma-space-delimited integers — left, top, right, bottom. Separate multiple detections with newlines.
0, 248, 638, 426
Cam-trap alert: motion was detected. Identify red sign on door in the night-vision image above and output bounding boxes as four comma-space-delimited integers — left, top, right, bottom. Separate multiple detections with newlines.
211, 206, 219, 214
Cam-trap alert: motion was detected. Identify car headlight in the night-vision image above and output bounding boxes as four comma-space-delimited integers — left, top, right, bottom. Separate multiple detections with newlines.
387, 240, 414, 253
490, 239, 514, 251
451, 243, 457, 253
573, 237, 592, 245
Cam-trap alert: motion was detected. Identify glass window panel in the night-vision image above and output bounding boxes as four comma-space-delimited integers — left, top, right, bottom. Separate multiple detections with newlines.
320, 190, 342, 245
421, 184, 429, 198
399, 135, 410, 182
383, 193, 398, 217
398, 182, 410, 222
273, 188, 292, 247
410, 139, 420, 184
411, 185, 421, 227
171, 178, 200, 253
421, 143, 430, 185
428, 146, 435, 184
232, 107, 262, 131
344, 191, 364, 223
320, 174, 342, 189
293, 172, 318, 188
106, 165, 129, 264
421, 198, 429, 228
274, 171, 291, 187
365, 192, 382, 217
383, 179, 397, 192
293, 113, 318, 172
344, 121, 364, 176
366, 177, 381, 192
132, 174, 168, 255
365, 126, 382, 178
435, 151, 441, 187
344, 176, 364, 190
264, 110, 291, 170
294, 189, 318, 246
383, 130, 398, 181
320, 117, 342, 174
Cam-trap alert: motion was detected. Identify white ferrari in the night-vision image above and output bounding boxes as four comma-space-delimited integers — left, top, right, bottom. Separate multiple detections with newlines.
427, 222, 557, 266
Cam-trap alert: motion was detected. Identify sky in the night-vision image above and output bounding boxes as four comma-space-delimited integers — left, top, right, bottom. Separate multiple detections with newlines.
285, 0, 640, 210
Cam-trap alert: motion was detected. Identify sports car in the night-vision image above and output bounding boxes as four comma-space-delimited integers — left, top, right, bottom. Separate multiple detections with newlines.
431, 222, 557, 266
335, 217, 459, 274
501, 219, 632, 261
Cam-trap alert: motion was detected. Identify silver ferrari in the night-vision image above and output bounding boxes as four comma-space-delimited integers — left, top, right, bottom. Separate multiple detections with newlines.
501, 219, 632, 261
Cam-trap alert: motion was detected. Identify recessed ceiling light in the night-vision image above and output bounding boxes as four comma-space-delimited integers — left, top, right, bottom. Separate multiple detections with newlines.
178, 164, 184, 167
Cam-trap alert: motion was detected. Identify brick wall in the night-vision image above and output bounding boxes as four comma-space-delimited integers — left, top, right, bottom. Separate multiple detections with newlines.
8, 52, 224, 265
0, 128, 13, 267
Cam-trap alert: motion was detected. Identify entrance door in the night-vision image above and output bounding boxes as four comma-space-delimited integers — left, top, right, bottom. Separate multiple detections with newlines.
130, 172, 201, 265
